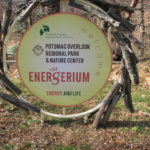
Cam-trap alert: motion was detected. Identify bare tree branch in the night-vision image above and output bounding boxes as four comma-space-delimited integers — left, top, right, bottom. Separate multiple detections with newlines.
2, 0, 12, 41
92, 0, 135, 13
18, 0, 39, 22
93, 82, 121, 128
113, 31, 139, 84
0, 91, 40, 113
69, 0, 120, 27
3, 0, 39, 72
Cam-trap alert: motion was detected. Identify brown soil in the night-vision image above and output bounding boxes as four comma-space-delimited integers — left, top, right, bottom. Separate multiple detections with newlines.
0, 106, 150, 150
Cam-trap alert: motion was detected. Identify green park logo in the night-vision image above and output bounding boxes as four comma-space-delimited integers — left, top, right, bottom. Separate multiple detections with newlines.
40, 25, 50, 36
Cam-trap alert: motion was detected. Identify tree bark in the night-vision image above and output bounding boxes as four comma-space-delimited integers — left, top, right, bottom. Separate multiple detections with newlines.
19, 0, 39, 22
2, 0, 39, 72
0, 73, 22, 95
92, 0, 135, 13
69, 0, 120, 27
108, 10, 136, 32
121, 60, 135, 113
139, 0, 145, 57
0, 91, 40, 113
0, 22, 3, 72
93, 82, 121, 128
102, 92, 121, 126
2, 0, 12, 41
113, 31, 139, 84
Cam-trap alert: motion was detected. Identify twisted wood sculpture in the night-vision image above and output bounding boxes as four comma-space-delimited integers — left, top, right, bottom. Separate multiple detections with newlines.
0, 0, 143, 128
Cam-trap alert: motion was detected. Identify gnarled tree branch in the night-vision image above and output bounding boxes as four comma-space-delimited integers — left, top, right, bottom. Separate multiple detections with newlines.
2, 0, 12, 41
92, 0, 136, 13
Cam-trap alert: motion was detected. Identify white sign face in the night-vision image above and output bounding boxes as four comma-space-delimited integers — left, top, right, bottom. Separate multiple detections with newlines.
17, 13, 112, 107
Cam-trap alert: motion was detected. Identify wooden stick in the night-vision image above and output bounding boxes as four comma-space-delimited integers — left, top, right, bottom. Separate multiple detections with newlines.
93, 81, 121, 128
69, 0, 120, 27
93, 103, 106, 128
92, 0, 135, 13
123, 36, 139, 64
120, 59, 127, 96
81, 0, 136, 31
113, 31, 139, 84
0, 73, 22, 95
1, 0, 12, 41
108, 10, 136, 32
19, 0, 39, 22
85, 81, 121, 124
0, 22, 4, 73
120, 27, 144, 50
3, 0, 39, 72
121, 59, 135, 113
123, 72, 135, 113
102, 92, 121, 126
0, 91, 40, 113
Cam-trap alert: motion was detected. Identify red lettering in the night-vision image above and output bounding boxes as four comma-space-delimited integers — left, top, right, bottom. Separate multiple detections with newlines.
41, 72, 46, 82
35, 72, 40, 82
46, 72, 51, 82
28, 72, 90, 84
66, 72, 72, 82
52, 72, 59, 85
83, 72, 90, 82
61, 72, 66, 82
29, 72, 34, 82
76, 72, 81, 82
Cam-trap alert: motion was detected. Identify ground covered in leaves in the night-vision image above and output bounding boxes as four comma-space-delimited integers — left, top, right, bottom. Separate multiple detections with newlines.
0, 104, 150, 150
0, 61, 150, 150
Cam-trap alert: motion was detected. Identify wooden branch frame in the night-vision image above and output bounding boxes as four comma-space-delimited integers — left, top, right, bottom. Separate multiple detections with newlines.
0, 0, 141, 128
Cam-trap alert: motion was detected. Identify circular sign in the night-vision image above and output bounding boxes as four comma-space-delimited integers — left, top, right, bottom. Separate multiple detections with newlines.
17, 13, 112, 107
